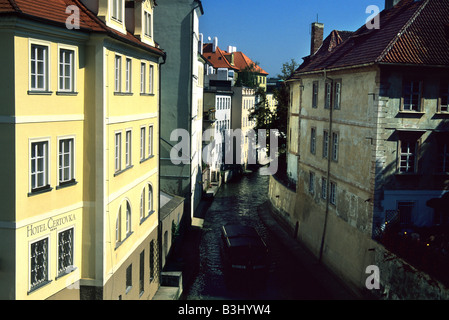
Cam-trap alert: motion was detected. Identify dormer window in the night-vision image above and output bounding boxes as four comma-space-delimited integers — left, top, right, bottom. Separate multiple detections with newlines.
112, 0, 123, 22
144, 11, 152, 38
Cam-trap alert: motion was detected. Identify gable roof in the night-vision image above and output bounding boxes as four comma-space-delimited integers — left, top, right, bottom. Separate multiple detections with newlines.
226, 51, 269, 76
203, 43, 239, 70
0, 0, 165, 57
291, 0, 449, 78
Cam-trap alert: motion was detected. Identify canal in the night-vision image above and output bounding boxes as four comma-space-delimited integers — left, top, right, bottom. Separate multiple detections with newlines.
185, 168, 334, 300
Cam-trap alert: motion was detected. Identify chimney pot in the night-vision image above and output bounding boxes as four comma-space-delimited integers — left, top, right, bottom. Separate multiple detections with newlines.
310, 22, 324, 55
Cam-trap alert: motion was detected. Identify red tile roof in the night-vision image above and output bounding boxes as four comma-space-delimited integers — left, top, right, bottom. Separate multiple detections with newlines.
203, 43, 239, 70
0, 0, 165, 56
203, 43, 269, 75
226, 51, 269, 76
291, 0, 449, 78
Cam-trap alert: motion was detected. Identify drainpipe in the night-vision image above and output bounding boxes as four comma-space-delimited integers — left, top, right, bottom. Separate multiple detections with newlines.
157, 51, 167, 281
319, 68, 333, 263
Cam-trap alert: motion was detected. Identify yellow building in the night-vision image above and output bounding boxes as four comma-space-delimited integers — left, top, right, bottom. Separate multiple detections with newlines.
0, 0, 165, 300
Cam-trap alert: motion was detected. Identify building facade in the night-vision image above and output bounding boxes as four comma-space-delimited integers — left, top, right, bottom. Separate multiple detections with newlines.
154, 0, 204, 221
286, 0, 449, 291
0, 0, 165, 300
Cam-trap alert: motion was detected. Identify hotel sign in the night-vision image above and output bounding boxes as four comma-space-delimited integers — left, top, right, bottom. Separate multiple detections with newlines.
27, 213, 76, 237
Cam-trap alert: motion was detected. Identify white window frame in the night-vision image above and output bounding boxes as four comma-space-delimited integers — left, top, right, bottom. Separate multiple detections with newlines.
29, 138, 51, 193
148, 125, 153, 157
29, 235, 50, 292
111, 0, 123, 22
398, 139, 418, 173
140, 62, 146, 94
58, 45, 77, 92
125, 200, 132, 236
140, 188, 145, 220
148, 183, 153, 215
439, 79, 449, 113
57, 136, 76, 185
29, 40, 50, 92
115, 55, 122, 92
125, 129, 132, 167
322, 130, 329, 159
140, 126, 146, 160
144, 11, 152, 38
334, 80, 341, 109
149, 64, 154, 94
115, 131, 122, 172
116, 206, 121, 244
402, 79, 422, 112
125, 57, 132, 93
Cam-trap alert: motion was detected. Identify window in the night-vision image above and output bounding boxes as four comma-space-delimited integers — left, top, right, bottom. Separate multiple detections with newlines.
439, 80, 449, 113
140, 189, 145, 220
31, 141, 49, 192
125, 130, 132, 167
58, 228, 74, 276
115, 132, 122, 172
30, 44, 48, 91
329, 181, 336, 205
140, 127, 146, 160
438, 142, 449, 173
309, 171, 315, 194
59, 49, 75, 92
116, 207, 121, 244
149, 240, 155, 281
139, 251, 145, 295
334, 80, 341, 109
322, 130, 329, 159
30, 237, 49, 290
59, 138, 75, 185
321, 177, 327, 200
125, 58, 132, 93
126, 201, 132, 236
144, 11, 152, 38
148, 184, 153, 215
148, 125, 153, 157
126, 264, 132, 293
312, 81, 318, 108
324, 81, 332, 109
398, 139, 417, 173
112, 0, 123, 22
115, 55, 121, 92
331, 132, 339, 162
402, 80, 422, 111
149, 65, 154, 94
140, 63, 146, 94
310, 127, 316, 155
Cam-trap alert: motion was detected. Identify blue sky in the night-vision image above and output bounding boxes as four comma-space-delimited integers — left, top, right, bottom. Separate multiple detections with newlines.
199, 0, 385, 77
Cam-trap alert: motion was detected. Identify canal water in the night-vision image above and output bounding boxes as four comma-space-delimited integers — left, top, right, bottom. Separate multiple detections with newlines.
185, 168, 332, 300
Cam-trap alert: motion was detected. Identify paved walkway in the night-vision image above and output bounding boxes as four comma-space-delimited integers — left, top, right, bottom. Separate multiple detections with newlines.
257, 201, 369, 300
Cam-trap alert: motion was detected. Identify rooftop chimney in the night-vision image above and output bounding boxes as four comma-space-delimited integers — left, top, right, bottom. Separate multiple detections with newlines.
213, 37, 218, 53
310, 22, 324, 55
385, 0, 401, 9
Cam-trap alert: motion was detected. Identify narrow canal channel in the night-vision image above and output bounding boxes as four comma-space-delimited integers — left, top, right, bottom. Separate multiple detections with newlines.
185, 168, 333, 300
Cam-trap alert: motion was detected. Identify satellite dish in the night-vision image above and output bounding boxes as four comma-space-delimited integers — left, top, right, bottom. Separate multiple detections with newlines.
208, 36, 211, 41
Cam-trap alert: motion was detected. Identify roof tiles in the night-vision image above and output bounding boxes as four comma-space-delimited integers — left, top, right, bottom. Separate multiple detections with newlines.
291, 0, 449, 78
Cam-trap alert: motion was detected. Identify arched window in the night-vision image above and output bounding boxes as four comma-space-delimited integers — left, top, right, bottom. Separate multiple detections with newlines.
116, 207, 121, 244
148, 184, 153, 215
140, 190, 145, 220
126, 200, 132, 235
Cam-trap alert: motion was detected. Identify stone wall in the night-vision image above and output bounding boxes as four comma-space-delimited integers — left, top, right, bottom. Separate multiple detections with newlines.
268, 175, 449, 299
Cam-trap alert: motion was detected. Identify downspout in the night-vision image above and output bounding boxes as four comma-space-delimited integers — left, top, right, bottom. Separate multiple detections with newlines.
319, 68, 333, 263
157, 52, 167, 280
